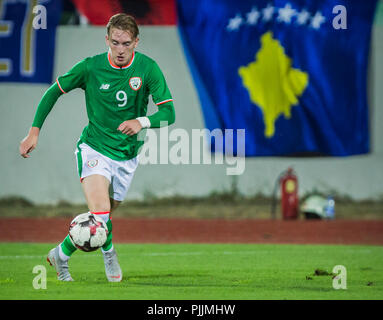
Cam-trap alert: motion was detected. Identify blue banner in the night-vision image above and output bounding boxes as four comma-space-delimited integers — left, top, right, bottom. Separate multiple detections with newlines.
177, 0, 377, 156
0, 0, 61, 84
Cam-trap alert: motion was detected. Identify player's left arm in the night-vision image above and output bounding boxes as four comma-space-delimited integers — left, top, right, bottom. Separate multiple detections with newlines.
118, 61, 175, 135
145, 61, 175, 128
117, 101, 175, 135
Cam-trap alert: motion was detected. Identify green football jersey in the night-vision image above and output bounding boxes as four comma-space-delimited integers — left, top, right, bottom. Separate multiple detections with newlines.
55, 51, 174, 161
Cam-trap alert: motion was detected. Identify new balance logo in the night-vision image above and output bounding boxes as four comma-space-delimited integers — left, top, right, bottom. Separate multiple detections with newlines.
99, 84, 110, 90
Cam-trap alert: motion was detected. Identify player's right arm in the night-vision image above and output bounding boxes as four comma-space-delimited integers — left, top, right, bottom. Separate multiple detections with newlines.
19, 83, 63, 158
19, 58, 88, 158
19, 127, 40, 158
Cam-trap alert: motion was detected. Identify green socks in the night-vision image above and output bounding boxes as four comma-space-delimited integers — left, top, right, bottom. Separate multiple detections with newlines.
102, 219, 113, 252
59, 235, 77, 260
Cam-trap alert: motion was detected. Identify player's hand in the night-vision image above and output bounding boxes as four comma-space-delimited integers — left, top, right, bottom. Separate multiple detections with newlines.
19, 127, 40, 158
117, 119, 142, 136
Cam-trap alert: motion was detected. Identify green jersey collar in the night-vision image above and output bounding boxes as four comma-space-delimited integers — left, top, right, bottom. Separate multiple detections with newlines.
107, 51, 135, 69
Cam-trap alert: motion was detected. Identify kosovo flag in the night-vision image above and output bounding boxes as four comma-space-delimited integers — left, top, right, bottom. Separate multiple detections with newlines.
177, 0, 378, 156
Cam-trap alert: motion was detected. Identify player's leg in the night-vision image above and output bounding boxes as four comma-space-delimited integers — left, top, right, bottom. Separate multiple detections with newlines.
93, 197, 122, 282
82, 174, 112, 238
80, 173, 123, 282
81, 174, 115, 251
101, 156, 139, 282
60, 157, 113, 257
73, 144, 122, 281
100, 216, 121, 282
82, 174, 111, 212
100, 198, 121, 253
47, 143, 112, 281
99, 198, 121, 256
81, 174, 113, 247
47, 174, 112, 281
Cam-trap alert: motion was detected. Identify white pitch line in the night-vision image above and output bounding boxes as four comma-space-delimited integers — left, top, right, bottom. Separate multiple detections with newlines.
142, 252, 204, 256
0, 255, 45, 259
0, 251, 265, 260
0, 247, 376, 260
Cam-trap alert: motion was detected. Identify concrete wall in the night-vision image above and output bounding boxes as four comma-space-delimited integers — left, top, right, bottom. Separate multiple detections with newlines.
0, 23, 382, 204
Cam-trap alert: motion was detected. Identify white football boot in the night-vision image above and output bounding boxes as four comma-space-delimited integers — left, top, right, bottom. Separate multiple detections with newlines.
47, 246, 73, 281
103, 248, 122, 282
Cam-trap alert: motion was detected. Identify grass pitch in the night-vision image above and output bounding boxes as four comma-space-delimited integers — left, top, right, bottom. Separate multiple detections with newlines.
0, 243, 382, 300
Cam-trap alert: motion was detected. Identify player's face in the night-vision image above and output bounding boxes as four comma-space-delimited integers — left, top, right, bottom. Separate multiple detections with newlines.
106, 28, 139, 67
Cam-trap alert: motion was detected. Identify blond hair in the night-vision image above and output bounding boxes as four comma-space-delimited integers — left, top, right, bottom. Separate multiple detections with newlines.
106, 14, 139, 38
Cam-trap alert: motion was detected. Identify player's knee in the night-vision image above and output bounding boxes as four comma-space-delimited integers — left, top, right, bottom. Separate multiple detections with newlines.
89, 201, 111, 213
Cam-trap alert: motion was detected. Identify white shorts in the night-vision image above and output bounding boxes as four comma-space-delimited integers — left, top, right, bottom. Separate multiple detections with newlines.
75, 142, 139, 201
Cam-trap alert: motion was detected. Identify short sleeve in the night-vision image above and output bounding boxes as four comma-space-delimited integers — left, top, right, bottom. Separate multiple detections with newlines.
146, 61, 173, 106
56, 58, 88, 93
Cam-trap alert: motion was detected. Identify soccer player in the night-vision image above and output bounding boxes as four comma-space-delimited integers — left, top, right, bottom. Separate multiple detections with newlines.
19, 14, 175, 282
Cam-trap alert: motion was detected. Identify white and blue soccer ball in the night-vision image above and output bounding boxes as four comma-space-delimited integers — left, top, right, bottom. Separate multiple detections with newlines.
69, 213, 108, 252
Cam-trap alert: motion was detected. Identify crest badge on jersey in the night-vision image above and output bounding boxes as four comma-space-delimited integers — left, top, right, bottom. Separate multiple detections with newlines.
87, 159, 98, 168
129, 77, 142, 91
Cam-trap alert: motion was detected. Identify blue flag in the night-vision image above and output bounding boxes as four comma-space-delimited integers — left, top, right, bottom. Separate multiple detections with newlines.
0, 0, 61, 84
177, 0, 377, 156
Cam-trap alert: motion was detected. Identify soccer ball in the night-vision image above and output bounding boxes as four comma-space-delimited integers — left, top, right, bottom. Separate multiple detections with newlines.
69, 213, 108, 252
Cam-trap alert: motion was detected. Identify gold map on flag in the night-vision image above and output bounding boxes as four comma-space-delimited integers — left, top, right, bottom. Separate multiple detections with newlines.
238, 31, 309, 138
